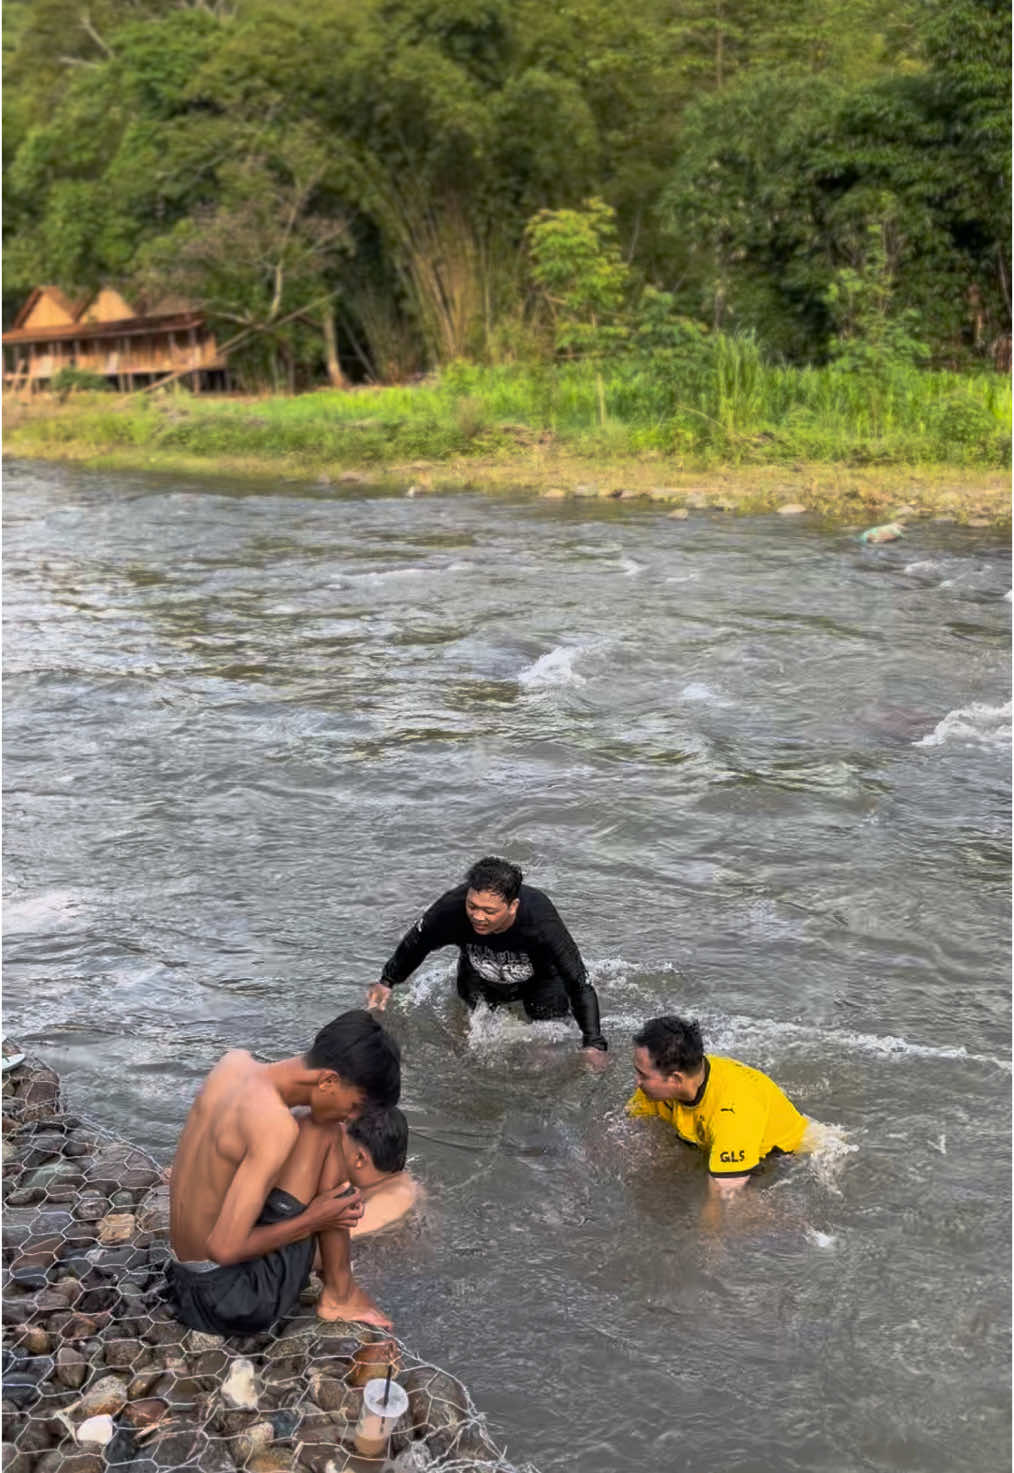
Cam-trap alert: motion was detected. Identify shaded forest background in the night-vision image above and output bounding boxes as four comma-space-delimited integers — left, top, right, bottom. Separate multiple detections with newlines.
3, 0, 1010, 392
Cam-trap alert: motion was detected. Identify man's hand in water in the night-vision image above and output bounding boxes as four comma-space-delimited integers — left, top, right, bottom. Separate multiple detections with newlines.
366, 981, 392, 1011
309, 1182, 365, 1232
582, 1047, 609, 1074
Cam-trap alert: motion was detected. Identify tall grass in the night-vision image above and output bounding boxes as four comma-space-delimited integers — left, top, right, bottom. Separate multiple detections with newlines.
9, 337, 1010, 469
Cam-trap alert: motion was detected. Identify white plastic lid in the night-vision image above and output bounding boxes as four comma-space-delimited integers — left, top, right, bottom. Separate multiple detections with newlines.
363, 1376, 409, 1420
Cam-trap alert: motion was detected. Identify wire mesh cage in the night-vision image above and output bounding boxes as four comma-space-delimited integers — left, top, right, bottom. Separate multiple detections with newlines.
2, 1051, 539, 1473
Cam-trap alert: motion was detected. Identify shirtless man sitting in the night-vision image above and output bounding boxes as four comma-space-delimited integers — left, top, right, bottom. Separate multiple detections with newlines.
344, 1107, 421, 1238
166, 1010, 400, 1334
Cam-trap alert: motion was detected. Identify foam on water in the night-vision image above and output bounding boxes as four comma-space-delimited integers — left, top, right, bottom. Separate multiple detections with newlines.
912, 699, 1012, 749
341, 565, 441, 584
4, 889, 81, 930
903, 560, 942, 577
805, 1226, 839, 1248
464, 1002, 572, 1059
800, 1119, 859, 1195
617, 557, 644, 577
518, 645, 587, 689
404, 959, 455, 1005
680, 682, 720, 703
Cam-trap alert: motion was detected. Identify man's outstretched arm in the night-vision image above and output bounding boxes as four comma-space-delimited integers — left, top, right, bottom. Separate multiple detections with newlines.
367, 891, 459, 1009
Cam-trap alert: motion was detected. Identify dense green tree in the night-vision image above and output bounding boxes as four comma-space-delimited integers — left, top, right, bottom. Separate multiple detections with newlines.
3, 0, 1007, 380
660, 0, 1010, 365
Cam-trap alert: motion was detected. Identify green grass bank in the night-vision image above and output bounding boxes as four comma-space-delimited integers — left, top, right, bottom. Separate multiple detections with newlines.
5, 358, 1010, 525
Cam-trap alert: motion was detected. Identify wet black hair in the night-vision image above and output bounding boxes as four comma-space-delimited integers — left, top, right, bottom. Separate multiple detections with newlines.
346, 1106, 408, 1175
633, 1016, 705, 1076
306, 1011, 401, 1108
465, 856, 523, 903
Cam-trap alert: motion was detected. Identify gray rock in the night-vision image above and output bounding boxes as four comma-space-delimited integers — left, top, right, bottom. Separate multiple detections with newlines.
55, 1346, 88, 1389
44, 1187, 79, 1203
21, 1132, 67, 1167
233, 1419, 276, 1462
1, 1444, 33, 1473
5, 1187, 44, 1207
134, 1186, 170, 1241
308, 1372, 354, 1414
133, 1427, 204, 1466
268, 1408, 300, 1440
10, 1414, 54, 1451
212, 1406, 261, 1438
9, 1268, 47, 1293
3, 1371, 41, 1409
102, 1338, 144, 1369
191, 1348, 228, 1377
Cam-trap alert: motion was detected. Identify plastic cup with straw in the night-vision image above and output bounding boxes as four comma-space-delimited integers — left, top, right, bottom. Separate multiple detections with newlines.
354, 1362, 408, 1459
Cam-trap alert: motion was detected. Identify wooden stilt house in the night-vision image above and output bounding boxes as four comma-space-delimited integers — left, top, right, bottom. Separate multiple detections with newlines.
3, 286, 228, 392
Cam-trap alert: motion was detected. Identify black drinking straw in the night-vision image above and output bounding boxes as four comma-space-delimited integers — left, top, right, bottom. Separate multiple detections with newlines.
383, 1362, 393, 1409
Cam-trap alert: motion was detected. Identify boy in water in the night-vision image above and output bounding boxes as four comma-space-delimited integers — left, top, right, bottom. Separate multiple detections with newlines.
343, 1107, 421, 1238
628, 1015, 808, 1198
167, 1011, 400, 1334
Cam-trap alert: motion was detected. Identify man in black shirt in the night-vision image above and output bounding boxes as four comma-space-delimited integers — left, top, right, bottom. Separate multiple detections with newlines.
366, 857, 608, 1069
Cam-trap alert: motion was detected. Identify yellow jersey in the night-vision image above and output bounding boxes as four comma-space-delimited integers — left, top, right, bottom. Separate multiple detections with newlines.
627, 1054, 807, 1176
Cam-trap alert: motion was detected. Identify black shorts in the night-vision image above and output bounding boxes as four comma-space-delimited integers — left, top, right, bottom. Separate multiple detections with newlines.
456, 964, 570, 1023
165, 1188, 315, 1336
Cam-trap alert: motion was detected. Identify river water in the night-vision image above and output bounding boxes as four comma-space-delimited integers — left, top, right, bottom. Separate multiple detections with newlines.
4, 459, 1011, 1473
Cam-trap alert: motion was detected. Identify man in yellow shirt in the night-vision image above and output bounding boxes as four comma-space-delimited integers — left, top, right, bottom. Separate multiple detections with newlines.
627, 1016, 807, 1198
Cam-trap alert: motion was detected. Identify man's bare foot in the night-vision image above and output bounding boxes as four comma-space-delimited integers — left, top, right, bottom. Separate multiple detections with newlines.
317, 1285, 392, 1328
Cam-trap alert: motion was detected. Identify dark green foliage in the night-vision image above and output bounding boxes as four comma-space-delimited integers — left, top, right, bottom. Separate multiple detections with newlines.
49, 366, 114, 398
3, 0, 1009, 388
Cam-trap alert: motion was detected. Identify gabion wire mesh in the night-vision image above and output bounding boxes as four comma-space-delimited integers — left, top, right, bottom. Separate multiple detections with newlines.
2, 1053, 540, 1473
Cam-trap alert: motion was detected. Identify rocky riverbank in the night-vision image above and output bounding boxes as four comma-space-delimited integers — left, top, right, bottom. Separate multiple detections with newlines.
2, 1052, 537, 1473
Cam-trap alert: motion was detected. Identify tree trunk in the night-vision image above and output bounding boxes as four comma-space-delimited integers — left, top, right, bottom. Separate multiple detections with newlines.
322, 308, 347, 388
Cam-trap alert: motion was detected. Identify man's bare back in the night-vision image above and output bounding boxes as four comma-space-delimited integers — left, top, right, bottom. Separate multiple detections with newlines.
164, 1012, 401, 1334
170, 1051, 302, 1262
